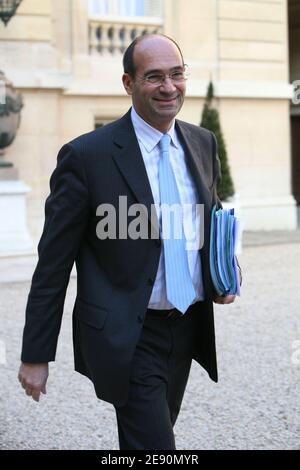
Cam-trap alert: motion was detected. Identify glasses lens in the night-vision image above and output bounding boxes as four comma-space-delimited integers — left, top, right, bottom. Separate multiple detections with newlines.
143, 67, 188, 84
170, 71, 186, 81
146, 74, 164, 84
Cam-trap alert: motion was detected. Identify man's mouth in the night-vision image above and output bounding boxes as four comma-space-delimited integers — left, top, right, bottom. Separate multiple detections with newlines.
153, 96, 178, 104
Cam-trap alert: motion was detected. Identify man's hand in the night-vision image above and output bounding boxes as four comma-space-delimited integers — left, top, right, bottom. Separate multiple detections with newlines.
18, 362, 49, 402
213, 294, 236, 305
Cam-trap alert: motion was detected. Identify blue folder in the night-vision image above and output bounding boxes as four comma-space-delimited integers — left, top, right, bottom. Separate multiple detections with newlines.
209, 205, 241, 296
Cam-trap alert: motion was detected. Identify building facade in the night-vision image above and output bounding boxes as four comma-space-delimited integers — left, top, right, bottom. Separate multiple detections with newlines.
0, 0, 299, 244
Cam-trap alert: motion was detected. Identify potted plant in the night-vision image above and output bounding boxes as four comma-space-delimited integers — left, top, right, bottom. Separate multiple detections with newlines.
0, 70, 23, 167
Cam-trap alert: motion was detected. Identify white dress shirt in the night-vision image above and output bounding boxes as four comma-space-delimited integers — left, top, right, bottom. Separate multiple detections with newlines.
131, 107, 205, 309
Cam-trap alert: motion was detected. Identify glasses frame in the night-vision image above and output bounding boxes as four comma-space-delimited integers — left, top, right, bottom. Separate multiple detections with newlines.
135, 64, 189, 85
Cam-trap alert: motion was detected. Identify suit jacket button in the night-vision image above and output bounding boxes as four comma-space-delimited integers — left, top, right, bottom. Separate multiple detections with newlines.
137, 315, 143, 323
147, 278, 154, 286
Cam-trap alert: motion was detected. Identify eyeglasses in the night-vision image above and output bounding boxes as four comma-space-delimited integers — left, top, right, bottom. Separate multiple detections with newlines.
136, 65, 189, 85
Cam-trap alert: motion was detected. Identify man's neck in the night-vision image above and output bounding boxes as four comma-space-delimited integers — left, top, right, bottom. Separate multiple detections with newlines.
132, 107, 174, 134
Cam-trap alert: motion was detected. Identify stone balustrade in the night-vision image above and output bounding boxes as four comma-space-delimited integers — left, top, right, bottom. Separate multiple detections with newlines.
89, 17, 163, 55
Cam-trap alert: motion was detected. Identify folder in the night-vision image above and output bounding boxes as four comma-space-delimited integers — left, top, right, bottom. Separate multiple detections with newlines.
209, 204, 241, 296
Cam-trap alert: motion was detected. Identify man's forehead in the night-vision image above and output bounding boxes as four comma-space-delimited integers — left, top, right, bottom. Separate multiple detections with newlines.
136, 37, 179, 54
134, 40, 182, 72
143, 65, 184, 75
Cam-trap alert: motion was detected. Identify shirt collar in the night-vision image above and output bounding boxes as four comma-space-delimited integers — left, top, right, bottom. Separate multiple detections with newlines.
131, 106, 179, 152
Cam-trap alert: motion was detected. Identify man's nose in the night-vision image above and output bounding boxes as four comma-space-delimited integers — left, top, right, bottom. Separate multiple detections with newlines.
159, 77, 177, 91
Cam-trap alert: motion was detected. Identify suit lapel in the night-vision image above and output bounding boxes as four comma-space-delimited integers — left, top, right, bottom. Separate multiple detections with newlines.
175, 120, 212, 209
112, 111, 159, 238
175, 120, 213, 288
111, 112, 212, 240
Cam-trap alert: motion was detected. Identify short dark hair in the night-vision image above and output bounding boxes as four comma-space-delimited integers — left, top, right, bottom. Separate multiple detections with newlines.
122, 34, 184, 78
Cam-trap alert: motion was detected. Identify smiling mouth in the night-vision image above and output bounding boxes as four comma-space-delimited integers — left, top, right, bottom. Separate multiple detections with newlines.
153, 97, 178, 103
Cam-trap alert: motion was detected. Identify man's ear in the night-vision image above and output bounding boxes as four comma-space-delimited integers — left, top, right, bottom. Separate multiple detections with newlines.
122, 73, 133, 95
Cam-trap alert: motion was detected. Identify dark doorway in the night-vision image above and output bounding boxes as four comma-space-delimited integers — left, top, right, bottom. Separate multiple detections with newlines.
291, 116, 300, 204
288, 0, 300, 208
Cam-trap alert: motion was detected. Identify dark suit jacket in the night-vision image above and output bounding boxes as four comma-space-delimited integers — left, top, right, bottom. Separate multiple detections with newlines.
21, 109, 222, 407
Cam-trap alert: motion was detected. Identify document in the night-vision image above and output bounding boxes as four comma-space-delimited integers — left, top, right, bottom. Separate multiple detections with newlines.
209, 205, 241, 296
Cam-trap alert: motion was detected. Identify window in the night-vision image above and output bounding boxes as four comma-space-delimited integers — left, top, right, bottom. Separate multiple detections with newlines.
89, 0, 162, 18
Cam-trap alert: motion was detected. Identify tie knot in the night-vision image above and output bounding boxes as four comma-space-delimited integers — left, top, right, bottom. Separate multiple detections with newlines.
159, 134, 171, 152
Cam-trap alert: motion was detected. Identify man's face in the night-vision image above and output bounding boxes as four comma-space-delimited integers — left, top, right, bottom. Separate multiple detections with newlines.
122, 37, 186, 132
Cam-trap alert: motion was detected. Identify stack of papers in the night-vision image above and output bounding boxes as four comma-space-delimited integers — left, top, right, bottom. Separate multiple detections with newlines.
209, 205, 241, 296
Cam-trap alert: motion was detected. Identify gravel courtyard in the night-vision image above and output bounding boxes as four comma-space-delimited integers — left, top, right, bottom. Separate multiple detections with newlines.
1, 238, 300, 450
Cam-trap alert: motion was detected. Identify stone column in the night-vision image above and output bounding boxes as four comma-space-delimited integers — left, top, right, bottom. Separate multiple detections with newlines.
0, 166, 32, 254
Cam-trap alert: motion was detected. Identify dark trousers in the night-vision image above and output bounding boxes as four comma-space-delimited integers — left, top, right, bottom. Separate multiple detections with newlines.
113, 302, 200, 450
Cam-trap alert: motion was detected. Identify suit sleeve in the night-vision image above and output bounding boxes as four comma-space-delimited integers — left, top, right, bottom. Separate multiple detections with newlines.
21, 143, 89, 363
210, 131, 222, 209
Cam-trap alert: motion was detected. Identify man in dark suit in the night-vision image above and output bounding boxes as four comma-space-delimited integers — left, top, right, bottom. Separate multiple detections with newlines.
18, 34, 236, 450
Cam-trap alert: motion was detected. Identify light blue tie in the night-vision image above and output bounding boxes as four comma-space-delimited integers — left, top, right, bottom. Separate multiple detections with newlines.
158, 134, 196, 314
